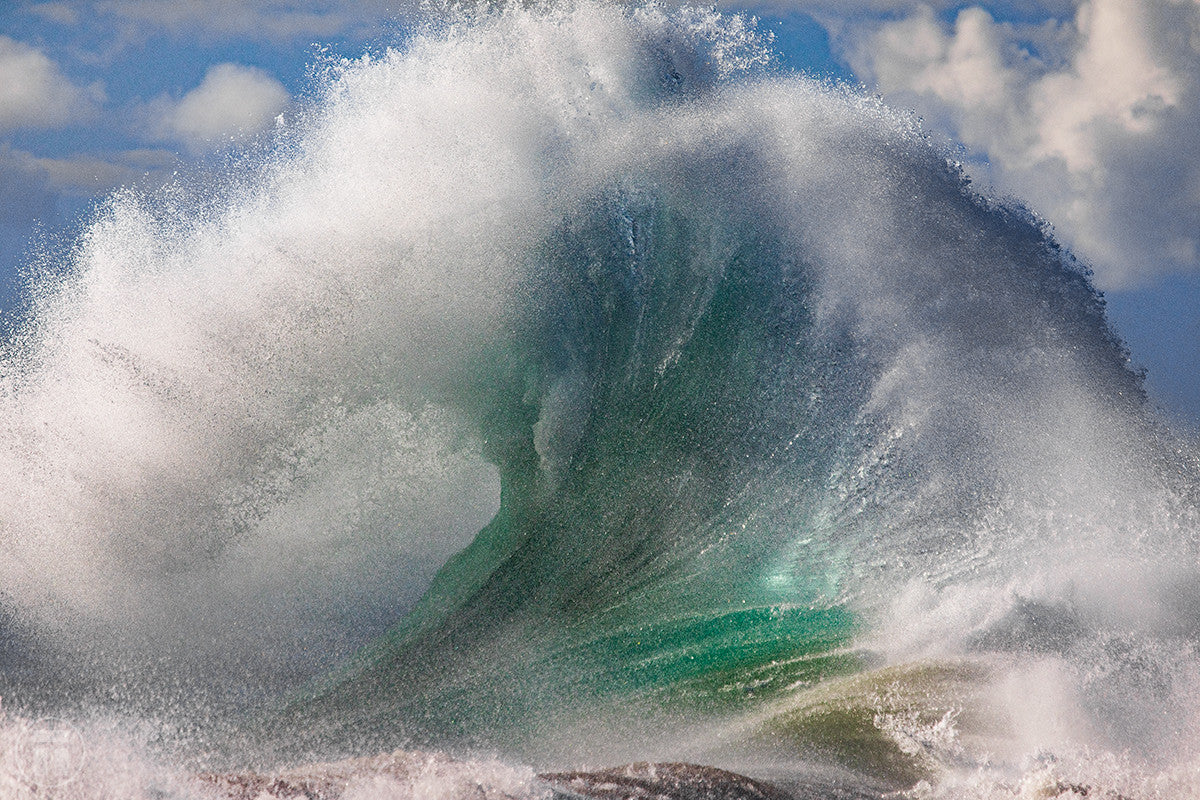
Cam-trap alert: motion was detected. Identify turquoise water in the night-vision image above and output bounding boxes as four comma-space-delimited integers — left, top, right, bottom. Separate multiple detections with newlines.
0, 4, 1198, 797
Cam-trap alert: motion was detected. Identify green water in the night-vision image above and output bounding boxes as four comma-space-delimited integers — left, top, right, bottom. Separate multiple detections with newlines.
270, 194, 872, 760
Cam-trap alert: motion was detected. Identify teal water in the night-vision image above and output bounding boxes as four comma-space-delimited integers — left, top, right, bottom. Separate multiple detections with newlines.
0, 4, 1198, 797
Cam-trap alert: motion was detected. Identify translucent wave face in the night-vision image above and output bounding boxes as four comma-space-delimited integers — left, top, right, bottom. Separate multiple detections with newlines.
0, 2, 777, 709
0, 1, 1197, 793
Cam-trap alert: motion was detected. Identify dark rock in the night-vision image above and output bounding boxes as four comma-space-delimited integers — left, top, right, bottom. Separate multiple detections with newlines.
539, 762, 891, 800
538, 762, 794, 800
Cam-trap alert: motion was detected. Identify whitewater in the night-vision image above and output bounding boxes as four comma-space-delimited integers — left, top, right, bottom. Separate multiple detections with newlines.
1, 3, 1199, 798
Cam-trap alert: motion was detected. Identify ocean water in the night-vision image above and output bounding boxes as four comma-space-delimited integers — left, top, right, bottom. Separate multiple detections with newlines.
1, 4, 1199, 798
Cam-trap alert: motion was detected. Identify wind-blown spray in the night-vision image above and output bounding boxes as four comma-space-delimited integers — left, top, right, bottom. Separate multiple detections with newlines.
0, 4, 1198, 798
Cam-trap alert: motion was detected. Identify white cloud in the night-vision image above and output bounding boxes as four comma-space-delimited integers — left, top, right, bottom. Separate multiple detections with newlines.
93, 0, 398, 42
0, 145, 177, 212
28, 2, 82, 26
839, 0, 1200, 289
0, 146, 57, 229
721, 0, 1078, 22
34, 148, 179, 195
0, 36, 103, 131
152, 63, 290, 153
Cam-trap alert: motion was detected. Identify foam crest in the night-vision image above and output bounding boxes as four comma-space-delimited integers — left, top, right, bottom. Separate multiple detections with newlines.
0, 0, 784, 705
0, 3, 1197, 795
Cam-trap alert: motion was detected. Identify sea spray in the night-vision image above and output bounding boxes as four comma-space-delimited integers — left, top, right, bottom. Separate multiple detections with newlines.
0, 3, 1197, 796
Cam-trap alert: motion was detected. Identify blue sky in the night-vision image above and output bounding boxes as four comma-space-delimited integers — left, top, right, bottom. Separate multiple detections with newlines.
1, 0, 1198, 424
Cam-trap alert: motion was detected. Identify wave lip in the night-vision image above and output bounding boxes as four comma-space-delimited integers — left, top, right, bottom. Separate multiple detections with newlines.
0, 2, 1198, 797
273, 2, 1192, 770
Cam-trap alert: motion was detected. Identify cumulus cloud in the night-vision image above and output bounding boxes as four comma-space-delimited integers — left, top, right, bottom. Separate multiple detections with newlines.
838, 0, 1200, 290
151, 63, 289, 153
722, 0, 1077, 22
0, 36, 103, 131
93, 0, 397, 42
